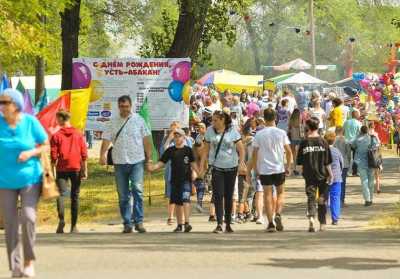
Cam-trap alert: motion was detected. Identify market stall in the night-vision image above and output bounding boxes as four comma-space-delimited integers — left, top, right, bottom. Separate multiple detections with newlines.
277, 71, 328, 85
197, 69, 264, 93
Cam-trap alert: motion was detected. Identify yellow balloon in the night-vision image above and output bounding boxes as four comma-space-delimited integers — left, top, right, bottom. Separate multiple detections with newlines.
90, 80, 104, 102
182, 82, 191, 105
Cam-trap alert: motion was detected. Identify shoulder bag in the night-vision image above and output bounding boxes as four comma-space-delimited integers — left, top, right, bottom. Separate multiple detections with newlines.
41, 151, 60, 200
107, 117, 131, 166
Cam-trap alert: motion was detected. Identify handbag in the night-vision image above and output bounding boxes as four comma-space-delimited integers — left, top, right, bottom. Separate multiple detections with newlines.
40, 151, 60, 200
107, 117, 131, 166
368, 135, 382, 169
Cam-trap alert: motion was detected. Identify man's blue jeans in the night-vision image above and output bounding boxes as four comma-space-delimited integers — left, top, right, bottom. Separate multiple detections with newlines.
358, 167, 374, 202
114, 162, 144, 227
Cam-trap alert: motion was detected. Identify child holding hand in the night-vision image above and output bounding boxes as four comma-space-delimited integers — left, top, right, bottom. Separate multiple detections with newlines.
148, 128, 200, 233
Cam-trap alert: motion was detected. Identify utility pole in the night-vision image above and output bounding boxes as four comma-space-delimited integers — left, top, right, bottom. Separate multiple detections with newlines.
309, 0, 317, 77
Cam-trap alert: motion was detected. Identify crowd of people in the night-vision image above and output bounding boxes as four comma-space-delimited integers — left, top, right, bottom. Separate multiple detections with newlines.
178, 85, 385, 231
0, 83, 390, 277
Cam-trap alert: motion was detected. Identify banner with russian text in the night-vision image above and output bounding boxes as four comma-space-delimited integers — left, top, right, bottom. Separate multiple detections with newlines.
72, 58, 191, 131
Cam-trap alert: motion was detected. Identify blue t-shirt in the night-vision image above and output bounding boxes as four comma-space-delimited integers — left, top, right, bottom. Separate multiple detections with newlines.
329, 146, 344, 183
0, 114, 48, 189
205, 126, 241, 169
343, 119, 361, 142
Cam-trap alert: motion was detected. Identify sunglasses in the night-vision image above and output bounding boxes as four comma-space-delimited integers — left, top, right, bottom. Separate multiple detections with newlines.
0, 100, 12, 105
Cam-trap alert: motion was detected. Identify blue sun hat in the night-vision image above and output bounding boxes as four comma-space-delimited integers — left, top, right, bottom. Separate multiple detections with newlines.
0, 88, 24, 111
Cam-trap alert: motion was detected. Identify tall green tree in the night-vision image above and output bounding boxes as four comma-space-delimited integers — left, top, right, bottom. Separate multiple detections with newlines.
0, 1, 70, 75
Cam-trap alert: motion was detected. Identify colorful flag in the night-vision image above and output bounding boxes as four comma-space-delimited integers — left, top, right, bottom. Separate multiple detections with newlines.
0, 74, 10, 92
37, 93, 71, 136
60, 87, 92, 131
16, 80, 35, 115
16, 79, 25, 93
36, 90, 49, 112
139, 98, 158, 161
23, 92, 35, 115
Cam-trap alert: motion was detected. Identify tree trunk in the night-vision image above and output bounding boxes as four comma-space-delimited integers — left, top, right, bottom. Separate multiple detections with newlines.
35, 56, 45, 104
264, 33, 276, 75
245, 19, 261, 74
61, 0, 81, 90
166, 0, 211, 59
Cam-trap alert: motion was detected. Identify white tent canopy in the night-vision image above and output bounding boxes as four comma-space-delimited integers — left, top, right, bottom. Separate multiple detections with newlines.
262, 58, 337, 72
11, 75, 61, 90
278, 71, 327, 85
273, 58, 311, 71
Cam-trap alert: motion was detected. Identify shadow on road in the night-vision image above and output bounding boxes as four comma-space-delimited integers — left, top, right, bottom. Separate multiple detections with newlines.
253, 257, 400, 270
1, 229, 397, 254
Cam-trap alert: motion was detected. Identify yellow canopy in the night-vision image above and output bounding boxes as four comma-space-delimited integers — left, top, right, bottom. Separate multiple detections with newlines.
199, 69, 263, 92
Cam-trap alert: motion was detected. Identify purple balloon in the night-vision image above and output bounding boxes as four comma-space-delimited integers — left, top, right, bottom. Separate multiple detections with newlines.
172, 61, 191, 83
72, 62, 92, 89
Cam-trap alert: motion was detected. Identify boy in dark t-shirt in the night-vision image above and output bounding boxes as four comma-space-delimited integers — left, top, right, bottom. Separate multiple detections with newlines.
297, 117, 333, 233
148, 128, 199, 233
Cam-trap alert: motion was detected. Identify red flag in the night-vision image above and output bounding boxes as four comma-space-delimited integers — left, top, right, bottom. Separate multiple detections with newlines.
37, 93, 71, 136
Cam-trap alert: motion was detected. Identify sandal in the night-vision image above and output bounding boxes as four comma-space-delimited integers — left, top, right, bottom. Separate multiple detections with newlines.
167, 218, 174, 226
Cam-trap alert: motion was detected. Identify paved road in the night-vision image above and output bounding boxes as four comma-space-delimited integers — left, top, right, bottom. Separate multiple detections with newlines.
1, 157, 400, 279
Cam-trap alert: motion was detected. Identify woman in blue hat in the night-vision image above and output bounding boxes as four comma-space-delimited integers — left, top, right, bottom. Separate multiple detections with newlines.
0, 88, 48, 278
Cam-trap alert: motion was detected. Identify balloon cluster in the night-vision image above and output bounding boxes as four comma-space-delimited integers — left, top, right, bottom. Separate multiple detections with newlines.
168, 61, 191, 105
357, 71, 400, 124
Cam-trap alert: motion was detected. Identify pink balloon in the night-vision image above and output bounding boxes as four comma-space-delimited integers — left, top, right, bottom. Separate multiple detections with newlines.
172, 61, 191, 83
373, 90, 381, 100
360, 79, 370, 89
72, 62, 92, 89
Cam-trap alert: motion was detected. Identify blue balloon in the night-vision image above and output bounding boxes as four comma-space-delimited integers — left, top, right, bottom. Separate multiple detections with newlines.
168, 81, 184, 102
352, 72, 365, 81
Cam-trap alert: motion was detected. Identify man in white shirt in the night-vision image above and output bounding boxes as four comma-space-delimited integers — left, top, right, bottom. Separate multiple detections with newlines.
100, 95, 153, 234
250, 108, 293, 232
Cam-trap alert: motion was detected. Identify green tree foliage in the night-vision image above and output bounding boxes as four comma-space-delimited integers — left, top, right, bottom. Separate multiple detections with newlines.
204, 0, 400, 80
0, 1, 72, 75
79, 1, 124, 58
139, 0, 252, 66
0, 0, 126, 76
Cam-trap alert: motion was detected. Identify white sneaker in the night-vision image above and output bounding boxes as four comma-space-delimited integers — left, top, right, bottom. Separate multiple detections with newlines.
23, 264, 35, 278
256, 218, 264, 225
11, 269, 23, 278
